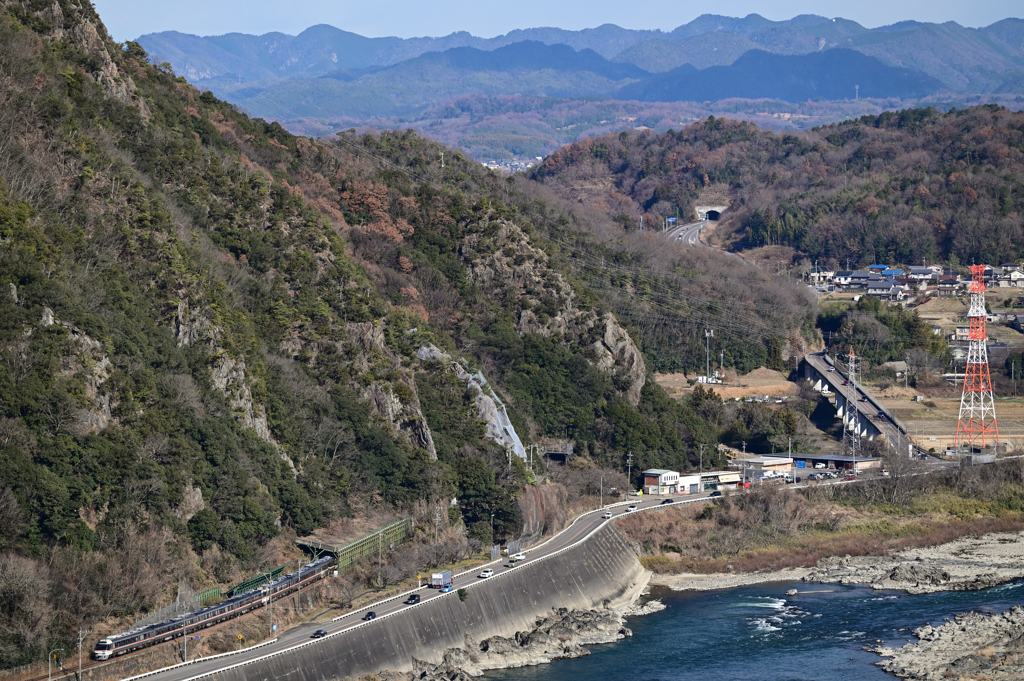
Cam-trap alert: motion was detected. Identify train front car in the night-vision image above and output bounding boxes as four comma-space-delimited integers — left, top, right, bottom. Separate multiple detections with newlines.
93, 639, 115, 660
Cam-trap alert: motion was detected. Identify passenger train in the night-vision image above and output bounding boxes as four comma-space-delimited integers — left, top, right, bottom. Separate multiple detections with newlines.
92, 556, 335, 660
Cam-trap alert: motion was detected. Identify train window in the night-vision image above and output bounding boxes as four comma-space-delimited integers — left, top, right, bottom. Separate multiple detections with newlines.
95, 642, 113, 651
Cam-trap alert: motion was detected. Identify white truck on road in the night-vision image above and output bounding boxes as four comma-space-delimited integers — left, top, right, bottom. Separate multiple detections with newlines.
431, 570, 452, 589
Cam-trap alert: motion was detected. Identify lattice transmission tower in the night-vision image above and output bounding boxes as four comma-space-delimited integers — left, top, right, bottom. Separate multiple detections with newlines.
954, 264, 999, 450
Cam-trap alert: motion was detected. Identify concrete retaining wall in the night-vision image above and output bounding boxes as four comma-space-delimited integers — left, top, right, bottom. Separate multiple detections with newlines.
212, 524, 643, 681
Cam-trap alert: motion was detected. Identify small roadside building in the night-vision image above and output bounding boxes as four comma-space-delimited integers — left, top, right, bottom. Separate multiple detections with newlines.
791, 453, 881, 472
642, 469, 703, 494
699, 470, 743, 491
642, 469, 679, 495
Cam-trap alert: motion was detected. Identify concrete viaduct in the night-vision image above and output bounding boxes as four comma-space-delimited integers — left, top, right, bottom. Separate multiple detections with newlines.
802, 351, 917, 457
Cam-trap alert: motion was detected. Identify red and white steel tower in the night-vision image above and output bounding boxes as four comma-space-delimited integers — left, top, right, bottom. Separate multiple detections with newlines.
954, 264, 999, 450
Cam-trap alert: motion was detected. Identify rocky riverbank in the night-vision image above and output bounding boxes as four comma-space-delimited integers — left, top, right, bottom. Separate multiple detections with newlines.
651, 530, 1024, 595
802, 531, 1024, 594
871, 607, 1024, 680
378, 606, 635, 681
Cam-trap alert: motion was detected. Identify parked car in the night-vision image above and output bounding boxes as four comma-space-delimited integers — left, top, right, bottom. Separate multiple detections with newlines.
478, 569, 494, 578
661, 498, 675, 505
603, 511, 613, 519
311, 630, 328, 638
628, 504, 638, 512
814, 463, 826, 469
362, 611, 376, 621
405, 594, 421, 604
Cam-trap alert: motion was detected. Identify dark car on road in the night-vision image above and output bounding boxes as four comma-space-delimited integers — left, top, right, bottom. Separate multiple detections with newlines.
708, 491, 722, 498
362, 611, 376, 621
311, 629, 328, 638
405, 594, 420, 605
661, 498, 675, 505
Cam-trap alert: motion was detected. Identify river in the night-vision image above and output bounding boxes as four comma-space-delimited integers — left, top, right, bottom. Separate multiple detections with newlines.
481, 580, 1024, 681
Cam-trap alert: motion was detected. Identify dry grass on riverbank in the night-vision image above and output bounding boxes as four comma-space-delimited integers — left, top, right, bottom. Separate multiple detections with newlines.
618, 461, 1024, 575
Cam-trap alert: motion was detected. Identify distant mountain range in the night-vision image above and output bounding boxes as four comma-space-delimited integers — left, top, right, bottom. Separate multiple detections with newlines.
618, 50, 942, 102
136, 14, 1024, 160
139, 14, 1024, 93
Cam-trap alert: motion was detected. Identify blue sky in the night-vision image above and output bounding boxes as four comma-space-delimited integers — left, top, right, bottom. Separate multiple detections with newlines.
95, 0, 1021, 41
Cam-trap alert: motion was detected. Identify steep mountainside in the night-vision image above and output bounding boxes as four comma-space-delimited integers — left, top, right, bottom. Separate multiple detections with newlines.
0, 0, 735, 669
531, 107, 1024, 268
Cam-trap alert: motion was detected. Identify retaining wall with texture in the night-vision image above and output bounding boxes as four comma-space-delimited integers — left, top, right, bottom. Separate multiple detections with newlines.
213, 523, 643, 681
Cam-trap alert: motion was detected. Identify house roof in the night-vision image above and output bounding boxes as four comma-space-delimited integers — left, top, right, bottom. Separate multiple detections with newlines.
835, 270, 854, 277
642, 469, 676, 476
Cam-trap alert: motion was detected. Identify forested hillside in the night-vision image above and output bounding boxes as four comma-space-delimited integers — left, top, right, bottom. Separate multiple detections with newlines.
533, 107, 1024, 267
0, 0, 771, 668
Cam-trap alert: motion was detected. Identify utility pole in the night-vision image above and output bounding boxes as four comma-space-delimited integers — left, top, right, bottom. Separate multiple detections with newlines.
699, 444, 705, 491
626, 451, 633, 492
705, 329, 714, 381
439, 150, 444, 169
78, 627, 85, 678
600, 474, 604, 509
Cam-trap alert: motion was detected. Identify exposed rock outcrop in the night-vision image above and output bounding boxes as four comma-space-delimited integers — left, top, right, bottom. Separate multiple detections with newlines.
3, 0, 140, 105
460, 219, 646, 406
802, 531, 1024, 594
210, 355, 279, 448
417, 344, 524, 459
341, 322, 437, 459
381, 607, 633, 680
518, 483, 568, 545
34, 307, 114, 433
873, 607, 1024, 680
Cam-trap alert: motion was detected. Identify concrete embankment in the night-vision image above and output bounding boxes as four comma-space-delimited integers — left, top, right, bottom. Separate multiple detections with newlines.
212, 524, 644, 681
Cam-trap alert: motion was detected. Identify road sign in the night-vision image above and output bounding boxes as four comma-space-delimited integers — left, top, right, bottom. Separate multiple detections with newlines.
668, 218, 676, 222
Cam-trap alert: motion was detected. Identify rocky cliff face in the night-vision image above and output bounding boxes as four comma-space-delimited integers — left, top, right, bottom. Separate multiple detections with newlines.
461, 218, 646, 406
28, 307, 114, 434
417, 344, 523, 459
518, 483, 568, 544
2, 0, 139, 105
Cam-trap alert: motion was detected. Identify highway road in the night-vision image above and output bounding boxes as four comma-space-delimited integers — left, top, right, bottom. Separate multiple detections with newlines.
664, 220, 705, 246
121, 493, 717, 681
119, 455, 977, 681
